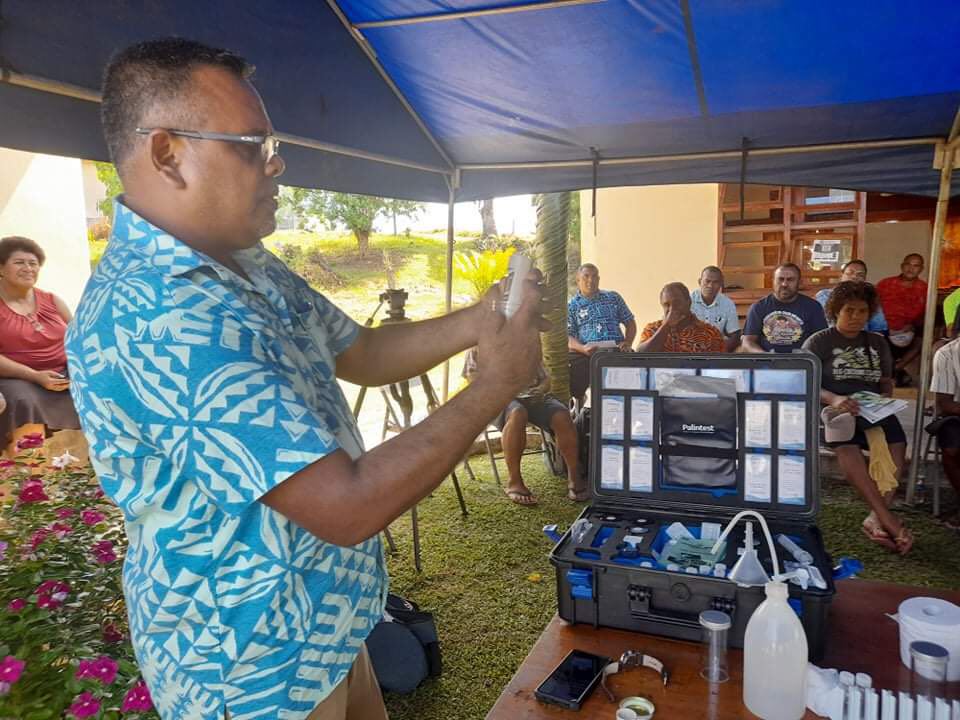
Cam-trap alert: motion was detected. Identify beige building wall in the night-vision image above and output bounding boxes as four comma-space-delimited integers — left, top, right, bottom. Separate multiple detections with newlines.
580, 184, 720, 329
0, 147, 91, 311
863, 220, 931, 284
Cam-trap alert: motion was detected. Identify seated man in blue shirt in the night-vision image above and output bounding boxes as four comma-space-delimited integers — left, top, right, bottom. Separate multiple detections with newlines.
815, 259, 888, 334
66, 38, 545, 720
567, 263, 636, 402
741, 263, 828, 353
690, 265, 740, 352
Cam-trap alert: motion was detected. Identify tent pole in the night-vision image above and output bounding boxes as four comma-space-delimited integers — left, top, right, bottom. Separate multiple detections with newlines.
442, 173, 459, 402
459, 137, 942, 171
906, 143, 955, 504
354, 0, 603, 29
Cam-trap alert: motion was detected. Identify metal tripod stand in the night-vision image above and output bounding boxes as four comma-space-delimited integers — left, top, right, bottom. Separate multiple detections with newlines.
353, 289, 468, 572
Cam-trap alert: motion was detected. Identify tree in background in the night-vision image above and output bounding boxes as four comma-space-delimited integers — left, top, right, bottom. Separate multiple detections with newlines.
476, 198, 498, 247
94, 162, 123, 219
534, 192, 572, 404
279, 187, 422, 257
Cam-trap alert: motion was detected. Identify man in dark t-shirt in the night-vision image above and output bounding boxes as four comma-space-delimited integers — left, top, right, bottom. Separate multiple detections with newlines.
742, 263, 827, 353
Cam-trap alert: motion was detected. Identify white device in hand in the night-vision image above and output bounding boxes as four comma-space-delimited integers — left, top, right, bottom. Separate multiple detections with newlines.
502, 253, 533, 317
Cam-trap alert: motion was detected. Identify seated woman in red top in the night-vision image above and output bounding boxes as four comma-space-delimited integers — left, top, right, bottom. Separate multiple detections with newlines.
0, 236, 80, 456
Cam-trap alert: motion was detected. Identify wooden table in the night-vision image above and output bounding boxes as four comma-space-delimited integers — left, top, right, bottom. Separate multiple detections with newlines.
487, 580, 960, 719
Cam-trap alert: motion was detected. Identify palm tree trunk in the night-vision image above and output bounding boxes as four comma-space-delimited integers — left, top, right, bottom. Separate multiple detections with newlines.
534, 193, 571, 403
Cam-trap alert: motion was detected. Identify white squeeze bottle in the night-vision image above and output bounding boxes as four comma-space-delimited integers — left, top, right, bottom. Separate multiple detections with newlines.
743, 581, 808, 719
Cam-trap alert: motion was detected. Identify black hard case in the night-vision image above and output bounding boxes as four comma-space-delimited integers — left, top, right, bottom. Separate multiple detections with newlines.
549, 353, 835, 661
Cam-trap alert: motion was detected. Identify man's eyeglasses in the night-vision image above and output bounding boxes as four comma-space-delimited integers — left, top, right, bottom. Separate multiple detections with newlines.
135, 127, 281, 163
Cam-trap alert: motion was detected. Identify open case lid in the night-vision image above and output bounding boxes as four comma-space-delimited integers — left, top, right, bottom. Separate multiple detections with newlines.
589, 352, 822, 522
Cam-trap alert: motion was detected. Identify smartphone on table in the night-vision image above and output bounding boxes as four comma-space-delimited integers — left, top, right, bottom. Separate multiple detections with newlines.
534, 648, 610, 711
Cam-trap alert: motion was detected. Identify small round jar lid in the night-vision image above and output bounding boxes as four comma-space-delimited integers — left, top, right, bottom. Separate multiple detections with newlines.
909, 640, 949, 661
699, 610, 731, 631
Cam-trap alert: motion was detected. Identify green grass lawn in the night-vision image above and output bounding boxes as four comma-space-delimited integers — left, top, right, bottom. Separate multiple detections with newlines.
381, 459, 960, 720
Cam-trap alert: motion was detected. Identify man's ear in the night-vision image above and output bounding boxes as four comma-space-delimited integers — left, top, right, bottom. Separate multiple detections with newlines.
146, 131, 187, 189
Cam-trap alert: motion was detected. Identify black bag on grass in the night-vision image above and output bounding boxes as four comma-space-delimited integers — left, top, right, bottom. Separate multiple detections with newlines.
366, 593, 441, 694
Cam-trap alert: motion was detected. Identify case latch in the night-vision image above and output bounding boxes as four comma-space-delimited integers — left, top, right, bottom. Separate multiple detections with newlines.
627, 584, 652, 615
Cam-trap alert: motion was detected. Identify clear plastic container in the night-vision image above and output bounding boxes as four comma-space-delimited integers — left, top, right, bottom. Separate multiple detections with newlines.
699, 609, 731, 683
743, 581, 808, 720
909, 641, 948, 701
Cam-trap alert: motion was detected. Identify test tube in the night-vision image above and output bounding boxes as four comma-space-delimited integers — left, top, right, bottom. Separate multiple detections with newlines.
909, 641, 949, 702
699, 610, 731, 683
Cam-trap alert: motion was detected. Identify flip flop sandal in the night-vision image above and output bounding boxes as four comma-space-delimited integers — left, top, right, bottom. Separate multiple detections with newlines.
504, 488, 538, 506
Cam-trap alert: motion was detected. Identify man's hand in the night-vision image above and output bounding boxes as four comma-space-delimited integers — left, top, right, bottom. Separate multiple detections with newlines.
617, 340, 632, 352
33, 370, 70, 392
664, 305, 687, 328
830, 395, 859, 416
475, 275, 547, 399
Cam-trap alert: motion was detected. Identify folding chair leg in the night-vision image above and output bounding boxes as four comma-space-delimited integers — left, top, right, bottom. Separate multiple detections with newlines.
383, 527, 397, 554
462, 457, 477, 483
933, 447, 942, 517
411, 504, 421, 573
483, 428, 502, 486
449, 470, 468, 517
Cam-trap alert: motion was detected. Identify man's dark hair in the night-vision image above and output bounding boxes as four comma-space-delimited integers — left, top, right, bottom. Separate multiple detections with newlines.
661, 281, 691, 302
825, 280, 878, 321
101, 38, 253, 172
0, 236, 46, 266
841, 259, 868, 274
775, 262, 802, 278
577, 263, 598, 275
700, 265, 722, 279
903, 253, 924, 264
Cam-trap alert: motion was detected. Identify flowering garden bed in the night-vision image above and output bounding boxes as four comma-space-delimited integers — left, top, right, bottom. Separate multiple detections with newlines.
0, 434, 157, 719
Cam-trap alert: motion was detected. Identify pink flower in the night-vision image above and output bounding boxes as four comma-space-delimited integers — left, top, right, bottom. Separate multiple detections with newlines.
0, 540, 6, 560
68, 691, 101, 718
34, 579, 70, 609
92, 540, 117, 565
18, 479, 49, 503
15, 433, 43, 449
75, 655, 118, 685
27, 527, 52, 551
6, 599, 26, 613
56, 508, 77, 519
0, 657, 25, 684
121, 679, 153, 713
0, 459, 14, 468
80, 509, 106, 526
103, 622, 124, 643
50, 521, 74, 538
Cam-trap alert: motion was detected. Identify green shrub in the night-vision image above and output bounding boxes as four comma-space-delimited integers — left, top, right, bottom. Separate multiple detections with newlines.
453, 247, 515, 300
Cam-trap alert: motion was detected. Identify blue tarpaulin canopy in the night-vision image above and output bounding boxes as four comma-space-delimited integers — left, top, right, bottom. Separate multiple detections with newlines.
1, 0, 959, 201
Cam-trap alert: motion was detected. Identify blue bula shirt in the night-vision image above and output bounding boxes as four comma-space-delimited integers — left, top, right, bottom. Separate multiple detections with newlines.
66, 201, 387, 720
567, 290, 634, 344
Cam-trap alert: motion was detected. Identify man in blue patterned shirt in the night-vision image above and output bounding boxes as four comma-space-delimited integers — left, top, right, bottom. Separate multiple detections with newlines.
566, 263, 636, 402
66, 38, 544, 720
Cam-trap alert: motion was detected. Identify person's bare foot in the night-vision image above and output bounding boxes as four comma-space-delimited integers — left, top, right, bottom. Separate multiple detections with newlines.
567, 484, 590, 502
504, 485, 537, 506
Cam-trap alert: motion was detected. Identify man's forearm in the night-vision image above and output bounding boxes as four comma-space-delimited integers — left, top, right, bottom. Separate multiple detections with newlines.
634, 325, 669, 353
338, 304, 481, 386
568, 336, 589, 354
741, 335, 765, 353
264, 377, 514, 545
623, 320, 637, 347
